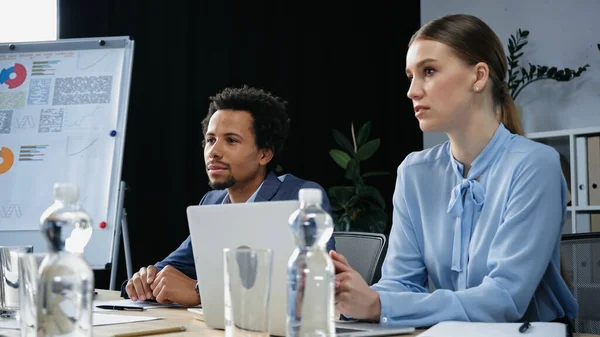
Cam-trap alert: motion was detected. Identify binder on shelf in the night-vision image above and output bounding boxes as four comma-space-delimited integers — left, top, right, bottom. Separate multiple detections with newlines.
562, 212, 573, 235
576, 136, 589, 206
592, 213, 600, 233
576, 213, 591, 234
588, 136, 600, 205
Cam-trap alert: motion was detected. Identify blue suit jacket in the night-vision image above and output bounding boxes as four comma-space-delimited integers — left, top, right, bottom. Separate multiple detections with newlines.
121, 171, 335, 297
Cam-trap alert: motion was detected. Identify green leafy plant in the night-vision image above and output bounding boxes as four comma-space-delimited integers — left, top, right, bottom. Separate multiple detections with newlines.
328, 121, 389, 233
507, 29, 590, 100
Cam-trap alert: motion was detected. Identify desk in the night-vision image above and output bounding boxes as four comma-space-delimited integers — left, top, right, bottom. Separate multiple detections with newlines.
92, 290, 425, 337
0, 290, 597, 337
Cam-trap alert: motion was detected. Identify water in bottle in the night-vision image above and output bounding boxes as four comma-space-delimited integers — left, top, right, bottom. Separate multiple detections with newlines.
287, 188, 335, 337
37, 183, 94, 337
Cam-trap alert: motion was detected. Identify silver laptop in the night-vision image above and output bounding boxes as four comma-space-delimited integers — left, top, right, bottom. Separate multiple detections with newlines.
187, 200, 415, 337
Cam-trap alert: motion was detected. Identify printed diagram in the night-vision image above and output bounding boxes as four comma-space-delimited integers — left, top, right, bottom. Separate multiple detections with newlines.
0, 110, 12, 133
28, 78, 52, 105
0, 92, 26, 109
52, 76, 112, 105
16, 115, 35, 129
0, 147, 15, 174
64, 106, 100, 131
0, 63, 27, 89
19, 145, 47, 162
67, 136, 99, 156
77, 51, 111, 70
38, 108, 64, 133
0, 204, 22, 219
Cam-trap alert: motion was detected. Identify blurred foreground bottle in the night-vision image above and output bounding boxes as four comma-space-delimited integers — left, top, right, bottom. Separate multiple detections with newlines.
38, 183, 94, 337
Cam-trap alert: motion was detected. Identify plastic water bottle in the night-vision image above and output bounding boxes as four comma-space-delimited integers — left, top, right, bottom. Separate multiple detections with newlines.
287, 188, 335, 337
37, 183, 94, 337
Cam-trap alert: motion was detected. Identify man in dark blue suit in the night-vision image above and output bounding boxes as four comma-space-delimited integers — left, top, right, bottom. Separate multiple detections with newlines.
123, 85, 335, 305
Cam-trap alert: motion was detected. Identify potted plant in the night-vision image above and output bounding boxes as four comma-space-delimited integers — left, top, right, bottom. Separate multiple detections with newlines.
506, 29, 589, 102
327, 121, 389, 233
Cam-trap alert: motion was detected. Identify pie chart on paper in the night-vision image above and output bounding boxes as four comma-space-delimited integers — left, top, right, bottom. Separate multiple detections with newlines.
0, 147, 15, 174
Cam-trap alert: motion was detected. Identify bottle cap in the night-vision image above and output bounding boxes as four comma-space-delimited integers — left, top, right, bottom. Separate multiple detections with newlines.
298, 188, 322, 204
54, 183, 80, 204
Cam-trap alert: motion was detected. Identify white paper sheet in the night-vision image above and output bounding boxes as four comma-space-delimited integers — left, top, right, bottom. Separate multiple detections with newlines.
187, 308, 204, 321
0, 318, 19, 329
0, 313, 161, 329
419, 321, 566, 337
92, 313, 162, 326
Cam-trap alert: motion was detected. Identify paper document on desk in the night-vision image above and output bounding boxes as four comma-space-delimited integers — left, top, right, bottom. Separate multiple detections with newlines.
0, 313, 161, 329
187, 308, 204, 321
94, 313, 162, 326
0, 318, 20, 329
93, 299, 184, 311
420, 321, 566, 337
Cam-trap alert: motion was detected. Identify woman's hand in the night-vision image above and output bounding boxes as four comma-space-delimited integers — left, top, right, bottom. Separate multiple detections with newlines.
330, 250, 381, 321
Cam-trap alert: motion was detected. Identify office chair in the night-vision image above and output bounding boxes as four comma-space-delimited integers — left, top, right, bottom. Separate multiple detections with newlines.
333, 232, 386, 285
561, 232, 600, 334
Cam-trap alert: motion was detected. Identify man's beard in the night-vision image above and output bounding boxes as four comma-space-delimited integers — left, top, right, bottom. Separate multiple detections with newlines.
209, 176, 236, 190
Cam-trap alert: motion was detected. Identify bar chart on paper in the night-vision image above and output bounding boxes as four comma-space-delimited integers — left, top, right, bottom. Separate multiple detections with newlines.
18, 145, 47, 161
31, 60, 59, 76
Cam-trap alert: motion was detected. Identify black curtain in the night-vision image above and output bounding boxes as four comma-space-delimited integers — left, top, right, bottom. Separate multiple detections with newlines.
58, 1, 423, 288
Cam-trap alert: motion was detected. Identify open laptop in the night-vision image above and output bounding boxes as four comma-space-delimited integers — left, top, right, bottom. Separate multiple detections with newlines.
187, 200, 415, 337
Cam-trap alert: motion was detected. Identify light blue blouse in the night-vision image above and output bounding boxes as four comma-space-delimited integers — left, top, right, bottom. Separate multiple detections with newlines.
371, 123, 578, 327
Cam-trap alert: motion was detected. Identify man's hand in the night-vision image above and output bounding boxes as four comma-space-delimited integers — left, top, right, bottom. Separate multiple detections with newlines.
125, 265, 158, 302
330, 250, 381, 321
150, 265, 200, 306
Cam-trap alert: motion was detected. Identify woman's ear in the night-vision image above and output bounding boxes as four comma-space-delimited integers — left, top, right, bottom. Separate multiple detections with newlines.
472, 62, 490, 92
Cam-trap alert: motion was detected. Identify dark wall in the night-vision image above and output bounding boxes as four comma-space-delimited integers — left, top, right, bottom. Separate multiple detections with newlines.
58, 1, 423, 288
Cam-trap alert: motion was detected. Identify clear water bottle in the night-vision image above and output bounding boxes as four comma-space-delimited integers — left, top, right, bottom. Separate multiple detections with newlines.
287, 188, 335, 337
37, 183, 94, 337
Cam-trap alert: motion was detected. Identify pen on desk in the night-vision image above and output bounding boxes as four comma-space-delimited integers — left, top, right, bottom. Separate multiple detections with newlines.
96, 305, 146, 311
518, 321, 531, 333
112, 326, 186, 337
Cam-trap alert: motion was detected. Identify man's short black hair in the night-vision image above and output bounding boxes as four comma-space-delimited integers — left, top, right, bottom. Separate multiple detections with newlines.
202, 85, 290, 171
